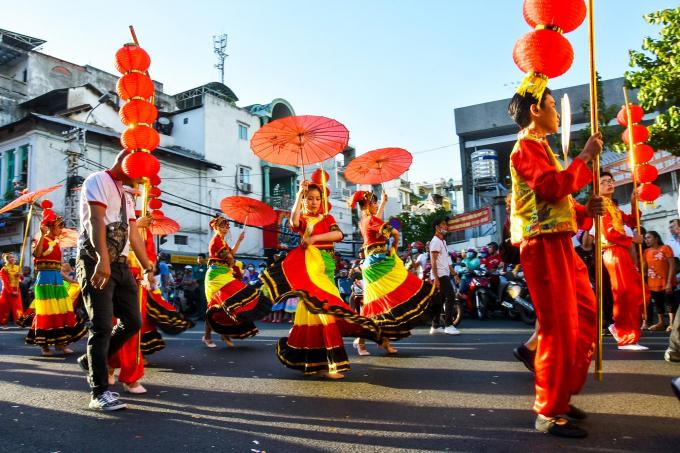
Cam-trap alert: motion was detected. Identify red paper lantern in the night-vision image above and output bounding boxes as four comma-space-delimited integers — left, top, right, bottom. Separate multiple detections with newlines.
148, 198, 163, 210
149, 174, 161, 186
121, 125, 160, 151
311, 168, 330, 185
148, 187, 162, 198
122, 152, 160, 179
40, 200, 53, 209
616, 104, 644, 127
635, 164, 658, 184
116, 72, 154, 101
513, 29, 574, 78
114, 44, 151, 74
621, 125, 649, 145
120, 99, 158, 126
151, 209, 165, 219
637, 183, 661, 202
523, 0, 587, 33
633, 144, 654, 164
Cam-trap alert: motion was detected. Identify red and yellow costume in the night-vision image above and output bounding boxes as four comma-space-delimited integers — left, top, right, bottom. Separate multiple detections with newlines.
261, 213, 381, 374
600, 199, 643, 346
205, 232, 271, 339
0, 259, 23, 326
510, 129, 596, 417
25, 236, 86, 346
359, 213, 434, 339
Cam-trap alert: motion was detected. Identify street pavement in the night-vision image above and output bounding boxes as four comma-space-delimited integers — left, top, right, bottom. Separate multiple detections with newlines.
0, 318, 678, 452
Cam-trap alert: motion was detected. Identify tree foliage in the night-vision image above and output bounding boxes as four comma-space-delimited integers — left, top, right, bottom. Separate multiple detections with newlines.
626, 7, 680, 154
395, 207, 449, 247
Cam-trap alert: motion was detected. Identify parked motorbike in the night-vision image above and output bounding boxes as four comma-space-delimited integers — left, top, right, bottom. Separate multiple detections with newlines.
498, 268, 536, 324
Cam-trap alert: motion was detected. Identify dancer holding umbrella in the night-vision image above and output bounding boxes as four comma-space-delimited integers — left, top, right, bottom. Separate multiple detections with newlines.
203, 201, 273, 348
252, 114, 381, 378
345, 148, 435, 355
25, 201, 87, 355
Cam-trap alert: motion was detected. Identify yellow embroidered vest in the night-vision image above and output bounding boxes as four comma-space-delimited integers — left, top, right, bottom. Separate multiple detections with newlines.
601, 198, 625, 248
510, 131, 577, 244
3, 263, 21, 289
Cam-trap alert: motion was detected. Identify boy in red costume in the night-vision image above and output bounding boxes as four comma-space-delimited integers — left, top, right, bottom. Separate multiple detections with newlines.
598, 172, 647, 350
508, 84, 603, 438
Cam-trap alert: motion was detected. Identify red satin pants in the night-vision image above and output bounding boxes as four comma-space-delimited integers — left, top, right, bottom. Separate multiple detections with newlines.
109, 291, 146, 385
0, 290, 23, 325
521, 234, 596, 416
603, 246, 642, 346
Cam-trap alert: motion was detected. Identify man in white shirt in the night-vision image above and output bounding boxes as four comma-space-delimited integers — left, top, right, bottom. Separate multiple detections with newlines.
429, 217, 460, 335
76, 151, 154, 411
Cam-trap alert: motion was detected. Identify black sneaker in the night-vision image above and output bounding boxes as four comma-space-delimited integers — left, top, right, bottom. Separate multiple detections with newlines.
513, 344, 535, 373
535, 415, 587, 438
88, 391, 127, 411
77, 355, 89, 373
565, 405, 587, 420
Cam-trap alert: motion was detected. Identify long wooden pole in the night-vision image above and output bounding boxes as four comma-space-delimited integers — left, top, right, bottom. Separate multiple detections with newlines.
18, 204, 34, 269
587, 0, 604, 382
623, 87, 648, 321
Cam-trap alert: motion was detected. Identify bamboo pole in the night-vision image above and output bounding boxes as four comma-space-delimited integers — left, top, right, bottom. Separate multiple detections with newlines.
587, 0, 604, 382
623, 87, 648, 321
18, 204, 34, 269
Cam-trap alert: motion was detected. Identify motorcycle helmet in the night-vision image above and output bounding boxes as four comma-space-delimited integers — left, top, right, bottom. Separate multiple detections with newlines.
479, 246, 489, 254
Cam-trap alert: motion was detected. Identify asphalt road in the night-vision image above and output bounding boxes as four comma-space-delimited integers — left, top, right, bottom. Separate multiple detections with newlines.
1, 318, 678, 453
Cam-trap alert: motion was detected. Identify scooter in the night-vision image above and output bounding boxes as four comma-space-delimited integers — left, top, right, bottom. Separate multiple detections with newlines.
498, 268, 536, 324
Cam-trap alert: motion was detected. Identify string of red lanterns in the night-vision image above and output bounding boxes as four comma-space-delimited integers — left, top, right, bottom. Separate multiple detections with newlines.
617, 104, 661, 202
114, 43, 160, 180
512, 0, 587, 101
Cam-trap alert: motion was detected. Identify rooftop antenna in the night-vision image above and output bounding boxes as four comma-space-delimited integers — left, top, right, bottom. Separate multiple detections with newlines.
213, 34, 228, 84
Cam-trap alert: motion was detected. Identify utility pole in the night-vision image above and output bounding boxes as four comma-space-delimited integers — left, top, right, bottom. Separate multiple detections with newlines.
213, 34, 228, 84
61, 127, 85, 260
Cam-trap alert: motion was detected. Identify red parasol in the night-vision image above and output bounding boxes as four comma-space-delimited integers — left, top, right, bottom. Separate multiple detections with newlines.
344, 148, 412, 185
149, 216, 180, 236
220, 196, 276, 226
250, 115, 349, 169
0, 184, 62, 214
33, 228, 79, 249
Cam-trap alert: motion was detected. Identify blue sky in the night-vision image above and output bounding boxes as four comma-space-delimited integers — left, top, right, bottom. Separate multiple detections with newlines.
3, 0, 676, 182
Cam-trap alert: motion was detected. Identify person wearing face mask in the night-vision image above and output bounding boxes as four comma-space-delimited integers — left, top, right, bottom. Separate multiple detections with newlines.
349, 191, 435, 355
203, 215, 271, 348
429, 218, 460, 335
260, 181, 381, 379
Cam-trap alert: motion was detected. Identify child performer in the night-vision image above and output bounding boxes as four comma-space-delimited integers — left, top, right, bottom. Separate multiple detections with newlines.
204, 215, 271, 347
26, 204, 86, 355
508, 81, 603, 438
350, 190, 434, 355
260, 181, 381, 378
598, 172, 647, 350
0, 252, 23, 328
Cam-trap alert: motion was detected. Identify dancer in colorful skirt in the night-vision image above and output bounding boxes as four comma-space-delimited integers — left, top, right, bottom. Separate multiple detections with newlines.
203, 215, 271, 348
0, 252, 23, 328
598, 172, 647, 350
25, 205, 86, 355
350, 190, 434, 355
508, 84, 603, 437
260, 181, 381, 379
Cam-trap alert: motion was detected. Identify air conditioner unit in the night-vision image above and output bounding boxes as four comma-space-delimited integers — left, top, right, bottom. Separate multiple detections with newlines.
239, 183, 252, 193
341, 188, 351, 199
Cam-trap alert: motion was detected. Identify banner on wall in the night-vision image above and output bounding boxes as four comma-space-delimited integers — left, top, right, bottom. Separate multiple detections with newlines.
447, 207, 492, 233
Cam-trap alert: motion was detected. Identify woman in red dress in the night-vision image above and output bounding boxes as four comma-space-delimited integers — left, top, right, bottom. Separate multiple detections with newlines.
260, 181, 381, 379
350, 190, 435, 355
0, 252, 23, 329
203, 215, 271, 348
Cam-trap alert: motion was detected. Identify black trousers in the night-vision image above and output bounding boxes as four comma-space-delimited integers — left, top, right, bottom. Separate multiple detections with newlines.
432, 276, 455, 328
77, 255, 142, 397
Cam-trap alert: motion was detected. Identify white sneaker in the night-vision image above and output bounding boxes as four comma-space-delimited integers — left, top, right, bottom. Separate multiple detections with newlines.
88, 391, 127, 411
608, 324, 622, 343
429, 327, 445, 335
618, 344, 649, 351
444, 326, 461, 335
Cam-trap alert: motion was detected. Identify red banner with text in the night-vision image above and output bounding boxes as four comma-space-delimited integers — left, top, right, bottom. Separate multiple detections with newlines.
447, 207, 492, 233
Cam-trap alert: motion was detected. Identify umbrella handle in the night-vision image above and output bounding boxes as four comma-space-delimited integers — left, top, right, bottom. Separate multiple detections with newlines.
19, 204, 34, 269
